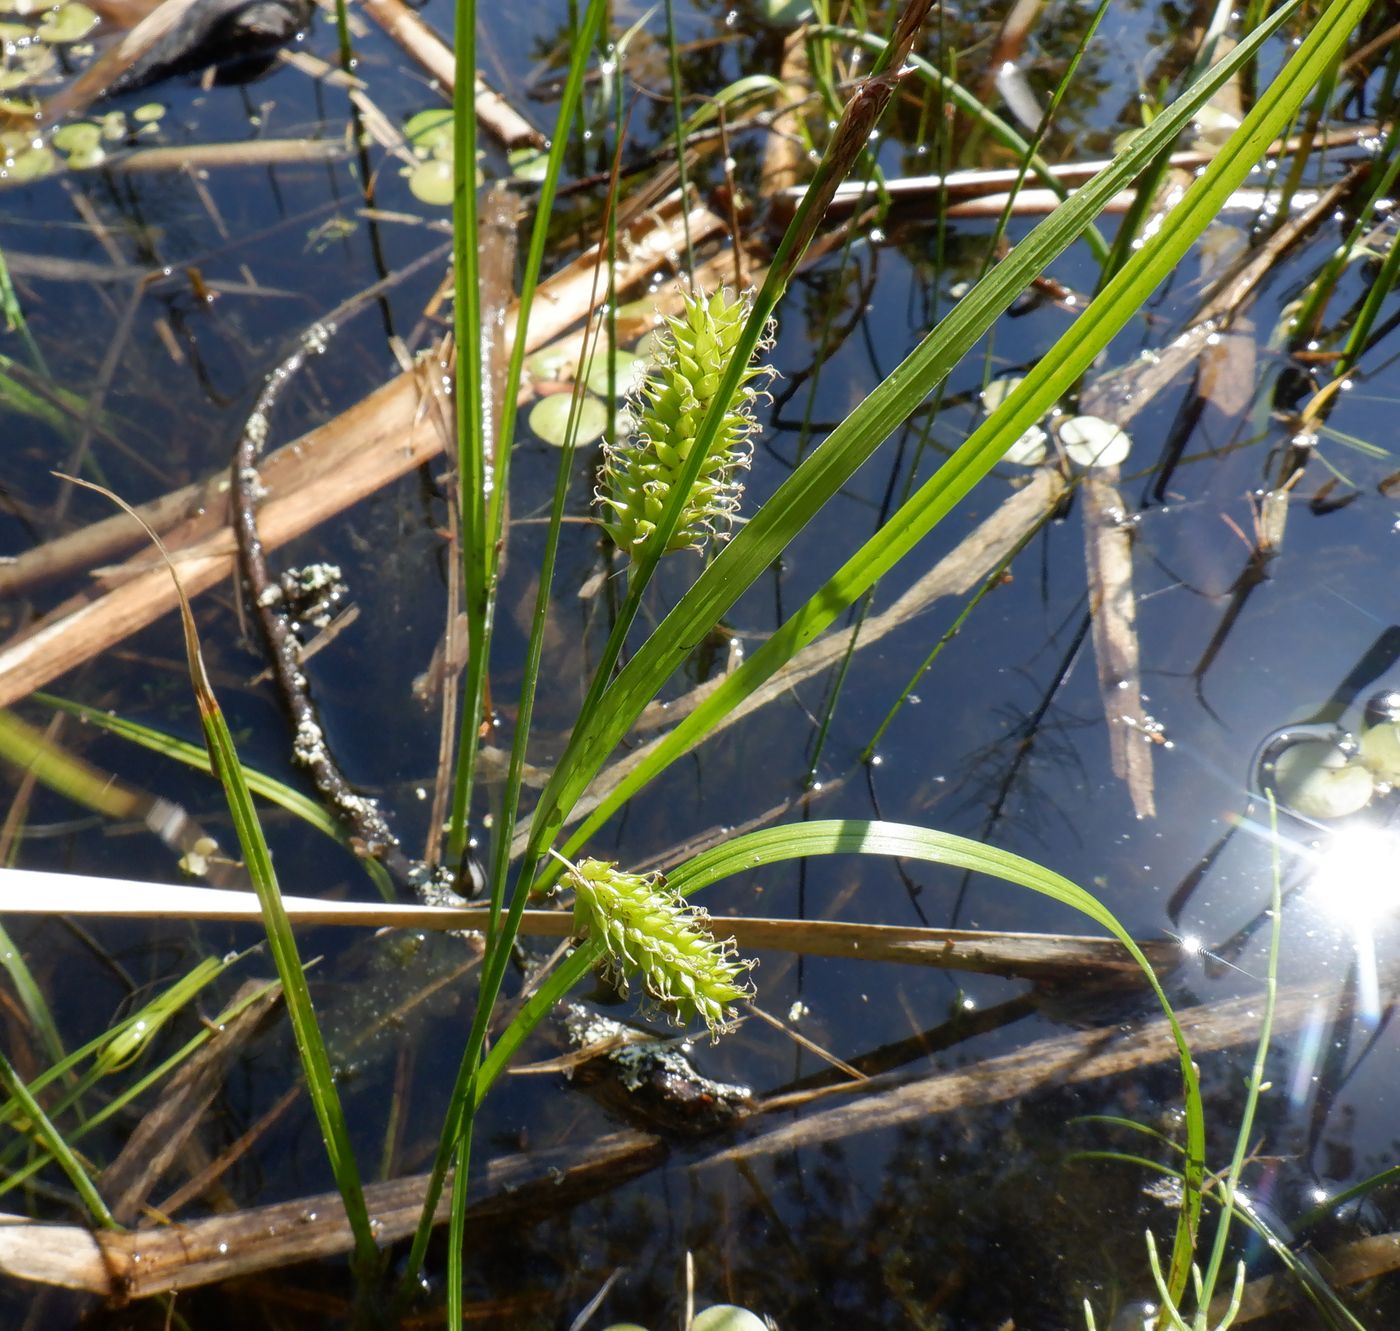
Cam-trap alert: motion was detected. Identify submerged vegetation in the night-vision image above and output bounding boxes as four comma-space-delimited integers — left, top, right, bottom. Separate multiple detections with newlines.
0, 0, 1398, 1326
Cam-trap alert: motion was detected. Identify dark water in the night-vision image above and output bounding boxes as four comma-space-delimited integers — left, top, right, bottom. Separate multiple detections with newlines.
2, 1, 1399, 1328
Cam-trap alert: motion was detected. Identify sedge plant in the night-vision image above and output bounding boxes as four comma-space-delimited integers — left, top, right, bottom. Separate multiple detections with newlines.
405, 0, 1370, 1317
0, 0, 1375, 1322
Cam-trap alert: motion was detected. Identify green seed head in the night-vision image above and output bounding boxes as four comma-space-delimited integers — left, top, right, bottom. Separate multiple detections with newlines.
598, 288, 773, 563
567, 857, 755, 1036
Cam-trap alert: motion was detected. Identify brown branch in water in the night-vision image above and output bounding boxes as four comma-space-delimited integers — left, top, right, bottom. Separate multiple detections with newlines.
1081, 469, 1156, 818
358, 0, 544, 149
0, 969, 1371, 1302
229, 324, 407, 870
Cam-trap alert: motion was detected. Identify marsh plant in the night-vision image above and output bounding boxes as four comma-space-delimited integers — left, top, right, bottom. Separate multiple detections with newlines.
0, 0, 1382, 1324
563, 855, 755, 1034
597, 287, 774, 564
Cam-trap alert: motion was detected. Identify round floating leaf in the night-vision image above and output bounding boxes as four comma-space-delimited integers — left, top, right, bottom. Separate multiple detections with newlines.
1270, 740, 1374, 820
132, 102, 165, 123
1002, 424, 1049, 466
51, 120, 101, 155
404, 108, 453, 157
1360, 722, 1400, 785
1058, 414, 1131, 467
406, 158, 453, 206
526, 345, 574, 382
508, 145, 547, 181
585, 349, 646, 398
65, 143, 106, 169
97, 110, 125, 140
37, 2, 98, 41
3, 142, 57, 179
980, 375, 1025, 412
529, 392, 608, 447
692, 1308, 767, 1331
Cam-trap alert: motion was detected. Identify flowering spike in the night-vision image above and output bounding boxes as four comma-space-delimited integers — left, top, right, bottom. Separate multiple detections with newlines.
566, 857, 754, 1036
597, 288, 773, 563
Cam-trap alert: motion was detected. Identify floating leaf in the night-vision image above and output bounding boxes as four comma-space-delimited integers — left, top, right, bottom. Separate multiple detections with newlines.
1268, 740, 1374, 820
51, 121, 101, 155
404, 108, 453, 157
1002, 424, 1049, 466
1058, 414, 1132, 467
2, 143, 56, 179
406, 157, 453, 206
0, 43, 53, 87
1360, 722, 1400, 784
508, 145, 547, 181
525, 345, 573, 382
692, 1307, 768, 1331
132, 102, 165, 123
37, 2, 97, 42
761, 0, 813, 21
585, 349, 646, 398
980, 375, 1024, 412
529, 392, 607, 447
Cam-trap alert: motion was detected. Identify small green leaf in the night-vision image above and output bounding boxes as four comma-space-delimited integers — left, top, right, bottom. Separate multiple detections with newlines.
407, 158, 454, 206
404, 108, 453, 156
37, 1, 98, 41
585, 349, 645, 398
51, 121, 101, 155
508, 145, 548, 181
693, 1309, 767, 1331
529, 392, 607, 447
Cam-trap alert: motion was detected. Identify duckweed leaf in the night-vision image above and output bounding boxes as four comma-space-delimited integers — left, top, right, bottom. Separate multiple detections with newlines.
585, 349, 645, 398
37, 2, 98, 42
2, 143, 57, 179
407, 157, 453, 206
508, 145, 548, 181
405, 108, 453, 156
1003, 425, 1049, 466
51, 121, 101, 154
980, 375, 1025, 411
529, 392, 607, 447
692, 1307, 769, 1331
1059, 414, 1131, 467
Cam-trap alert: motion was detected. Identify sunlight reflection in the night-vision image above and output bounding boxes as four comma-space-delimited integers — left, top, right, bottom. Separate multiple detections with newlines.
1305, 827, 1400, 931
1304, 826, 1399, 1026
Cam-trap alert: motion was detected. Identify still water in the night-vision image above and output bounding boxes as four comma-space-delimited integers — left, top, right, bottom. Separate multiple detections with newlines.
1, 0, 1398, 1327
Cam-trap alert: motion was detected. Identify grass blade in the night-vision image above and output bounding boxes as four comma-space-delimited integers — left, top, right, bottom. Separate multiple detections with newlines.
55, 476, 380, 1284
534, 0, 1311, 869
